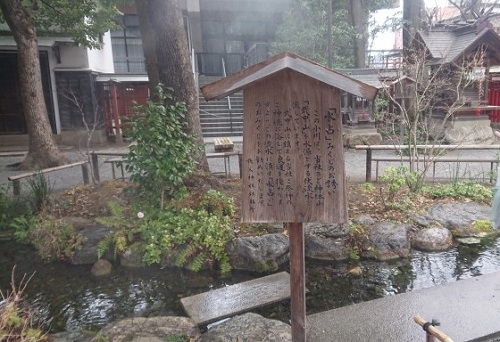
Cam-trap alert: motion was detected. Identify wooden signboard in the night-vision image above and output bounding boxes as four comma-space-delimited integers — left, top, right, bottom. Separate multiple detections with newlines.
241, 70, 347, 223
201, 51, 378, 342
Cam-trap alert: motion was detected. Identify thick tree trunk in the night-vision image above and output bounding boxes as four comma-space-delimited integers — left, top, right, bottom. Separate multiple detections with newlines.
403, 0, 423, 50
350, 0, 366, 68
0, 0, 68, 170
135, 0, 209, 172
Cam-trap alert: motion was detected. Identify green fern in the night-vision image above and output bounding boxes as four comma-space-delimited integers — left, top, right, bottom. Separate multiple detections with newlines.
219, 256, 232, 276
175, 244, 198, 268
189, 252, 206, 272
97, 233, 114, 259
96, 201, 126, 229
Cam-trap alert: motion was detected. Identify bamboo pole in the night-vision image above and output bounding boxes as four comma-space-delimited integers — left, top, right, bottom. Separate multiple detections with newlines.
414, 315, 455, 342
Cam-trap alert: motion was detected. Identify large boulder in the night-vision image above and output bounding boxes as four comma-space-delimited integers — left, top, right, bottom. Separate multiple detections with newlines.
71, 224, 113, 265
411, 227, 453, 252
51, 331, 94, 342
99, 316, 200, 342
120, 242, 147, 268
91, 258, 112, 276
421, 202, 491, 237
305, 235, 349, 261
362, 221, 411, 260
227, 234, 289, 272
201, 313, 291, 341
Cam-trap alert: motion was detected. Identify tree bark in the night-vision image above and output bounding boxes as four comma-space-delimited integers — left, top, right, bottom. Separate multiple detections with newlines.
350, 0, 366, 68
403, 0, 424, 50
0, 0, 68, 170
135, 0, 209, 172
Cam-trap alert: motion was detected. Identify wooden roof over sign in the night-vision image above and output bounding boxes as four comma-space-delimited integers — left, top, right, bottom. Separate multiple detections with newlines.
201, 51, 379, 101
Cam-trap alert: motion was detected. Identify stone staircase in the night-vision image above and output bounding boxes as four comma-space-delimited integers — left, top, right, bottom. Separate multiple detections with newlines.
198, 75, 243, 138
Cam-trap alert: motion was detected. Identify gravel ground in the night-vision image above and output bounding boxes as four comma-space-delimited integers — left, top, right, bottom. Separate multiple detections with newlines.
1, 141, 499, 196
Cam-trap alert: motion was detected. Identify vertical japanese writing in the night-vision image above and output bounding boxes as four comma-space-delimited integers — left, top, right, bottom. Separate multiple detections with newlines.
244, 95, 340, 218
324, 107, 337, 195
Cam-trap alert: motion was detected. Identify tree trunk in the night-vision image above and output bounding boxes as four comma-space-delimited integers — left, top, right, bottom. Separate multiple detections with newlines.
403, 0, 423, 50
135, 0, 209, 172
0, 0, 68, 170
350, 0, 366, 68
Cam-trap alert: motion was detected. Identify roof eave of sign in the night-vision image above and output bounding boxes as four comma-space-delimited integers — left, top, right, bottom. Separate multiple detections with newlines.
201, 51, 379, 102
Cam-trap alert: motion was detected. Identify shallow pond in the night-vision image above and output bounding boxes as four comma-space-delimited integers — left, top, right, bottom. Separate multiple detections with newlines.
1, 237, 500, 333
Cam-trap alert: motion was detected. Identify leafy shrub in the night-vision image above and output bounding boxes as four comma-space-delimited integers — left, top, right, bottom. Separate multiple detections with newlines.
29, 216, 86, 262
360, 182, 376, 192
140, 190, 235, 274
10, 215, 38, 244
95, 191, 236, 274
96, 201, 140, 259
422, 182, 491, 203
378, 166, 419, 209
26, 172, 53, 211
123, 85, 199, 207
0, 184, 14, 229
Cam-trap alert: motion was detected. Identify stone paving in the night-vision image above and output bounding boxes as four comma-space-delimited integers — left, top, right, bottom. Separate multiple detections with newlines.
306, 271, 500, 342
1, 139, 500, 196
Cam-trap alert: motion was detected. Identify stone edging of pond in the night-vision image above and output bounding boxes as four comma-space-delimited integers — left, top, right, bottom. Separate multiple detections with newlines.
48, 201, 498, 342
51, 312, 292, 342
81, 201, 498, 276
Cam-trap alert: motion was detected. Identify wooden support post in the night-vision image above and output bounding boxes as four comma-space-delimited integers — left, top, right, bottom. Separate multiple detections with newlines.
111, 163, 116, 179
365, 148, 372, 182
490, 162, 495, 184
238, 154, 243, 179
119, 163, 125, 179
289, 222, 306, 342
81, 163, 90, 185
91, 153, 100, 183
110, 82, 123, 144
12, 180, 20, 196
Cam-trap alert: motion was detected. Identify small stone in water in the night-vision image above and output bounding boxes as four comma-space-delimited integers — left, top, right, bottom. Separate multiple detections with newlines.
347, 265, 362, 276
456, 237, 481, 245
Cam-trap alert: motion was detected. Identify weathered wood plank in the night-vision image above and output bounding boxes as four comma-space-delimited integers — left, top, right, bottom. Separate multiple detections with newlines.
180, 271, 291, 325
0, 152, 27, 157
8, 161, 88, 181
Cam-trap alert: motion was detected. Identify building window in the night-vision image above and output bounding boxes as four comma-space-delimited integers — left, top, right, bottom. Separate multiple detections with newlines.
111, 15, 146, 74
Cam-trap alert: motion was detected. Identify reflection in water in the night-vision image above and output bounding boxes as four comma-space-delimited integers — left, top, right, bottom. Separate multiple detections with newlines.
1, 238, 500, 332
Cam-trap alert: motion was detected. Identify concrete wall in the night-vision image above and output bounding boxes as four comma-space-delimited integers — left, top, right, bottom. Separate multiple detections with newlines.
87, 32, 115, 73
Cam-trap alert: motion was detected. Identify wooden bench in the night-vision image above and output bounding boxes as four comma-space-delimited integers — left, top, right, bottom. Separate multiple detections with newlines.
103, 158, 126, 180
355, 144, 500, 182
8, 161, 90, 195
372, 155, 498, 182
89, 151, 128, 182
206, 151, 243, 178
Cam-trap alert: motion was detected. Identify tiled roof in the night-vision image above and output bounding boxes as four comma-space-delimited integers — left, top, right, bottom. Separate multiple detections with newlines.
417, 27, 499, 64
337, 69, 397, 88
201, 51, 379, 101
